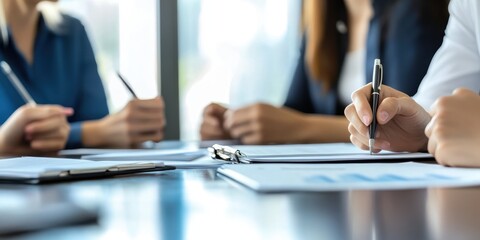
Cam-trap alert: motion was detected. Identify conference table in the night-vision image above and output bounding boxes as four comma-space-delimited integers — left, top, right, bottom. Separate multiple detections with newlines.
1, 145, 480, 239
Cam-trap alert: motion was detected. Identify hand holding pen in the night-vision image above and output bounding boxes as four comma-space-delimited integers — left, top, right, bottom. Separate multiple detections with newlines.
81, 72, 166, 148
345, 75, 431, 153
0, 61, 73, 155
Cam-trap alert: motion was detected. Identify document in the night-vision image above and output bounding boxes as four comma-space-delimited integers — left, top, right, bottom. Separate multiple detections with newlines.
218, 162, 480, 192
220, 143, 433, 163
0, 157, 173, 184
59, 148, 139, 158
82, 149, 207, 162
162, 156, 224, 169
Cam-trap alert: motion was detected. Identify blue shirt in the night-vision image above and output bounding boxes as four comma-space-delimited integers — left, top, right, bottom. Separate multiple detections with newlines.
0, 14, 109, 148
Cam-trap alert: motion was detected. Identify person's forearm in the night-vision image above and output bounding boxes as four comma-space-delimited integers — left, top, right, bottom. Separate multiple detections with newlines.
294, 115, 351, 143
81, 120, 106, 148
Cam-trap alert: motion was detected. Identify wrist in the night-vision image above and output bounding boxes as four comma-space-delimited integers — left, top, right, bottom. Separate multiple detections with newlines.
299, 115, 351, 143
81, 119, 106, 148
290, 114, 313, 143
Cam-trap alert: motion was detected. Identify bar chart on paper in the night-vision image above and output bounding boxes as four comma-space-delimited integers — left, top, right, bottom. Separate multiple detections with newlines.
218, 162, 480, 192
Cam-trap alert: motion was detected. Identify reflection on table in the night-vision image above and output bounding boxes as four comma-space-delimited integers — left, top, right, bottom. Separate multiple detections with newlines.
1, 169, 480, 240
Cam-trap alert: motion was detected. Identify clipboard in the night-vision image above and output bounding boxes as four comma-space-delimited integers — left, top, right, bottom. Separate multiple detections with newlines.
208, 143, 434, 164
0, 157, 175, 184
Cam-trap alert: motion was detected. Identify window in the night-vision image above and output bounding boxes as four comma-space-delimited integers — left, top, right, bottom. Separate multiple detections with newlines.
179, 0, 302, 140
59, 0, 158, 112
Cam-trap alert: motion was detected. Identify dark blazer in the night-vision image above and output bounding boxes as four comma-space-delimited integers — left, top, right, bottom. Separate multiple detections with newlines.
284, 0, 448, 115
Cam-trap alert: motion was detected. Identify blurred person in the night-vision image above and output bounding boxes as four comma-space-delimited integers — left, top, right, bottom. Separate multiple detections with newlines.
0, 0, 165, 149
345, 0, 480, 167
200, 0, 449, 145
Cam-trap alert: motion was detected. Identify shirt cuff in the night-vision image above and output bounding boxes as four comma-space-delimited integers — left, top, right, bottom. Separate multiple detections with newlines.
67, 122, 83, 149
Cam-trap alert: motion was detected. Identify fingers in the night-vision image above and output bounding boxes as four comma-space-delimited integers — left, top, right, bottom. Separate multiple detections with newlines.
200, 116, 228, 140
24, 115, 67, 136
347, 123, 387, 152
30, 138, 67, 152
350, 84, 375, 126
224, 104, 265, 130
427, 133, 438, 158
376, 96, 423, 124
200, 103, 229, 140
123, 101, 164, 122
128, 97, 165, 110
203, 103, 228, 118
452, 87, 477, 97
224, 107, 252, 130
345, 104, 369, 137
20, 105, 74, 122
122, 98, 164, 121
229, 121, 257, 139
241, 133, 265, 145
424, 114, 437, 138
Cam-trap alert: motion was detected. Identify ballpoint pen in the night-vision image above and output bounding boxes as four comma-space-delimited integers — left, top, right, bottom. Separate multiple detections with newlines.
117, 72, 138, 99
1, 61, 37, 106
369, 59, 383, 155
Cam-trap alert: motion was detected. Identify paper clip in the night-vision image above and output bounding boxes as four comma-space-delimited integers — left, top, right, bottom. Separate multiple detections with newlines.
208, 144, 246, 164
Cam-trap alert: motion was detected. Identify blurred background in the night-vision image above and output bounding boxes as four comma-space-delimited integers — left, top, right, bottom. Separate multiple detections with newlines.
59, 0, 302, 141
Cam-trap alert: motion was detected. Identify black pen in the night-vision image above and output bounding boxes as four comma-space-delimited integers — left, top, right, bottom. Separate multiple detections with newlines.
117, 72, 138, 99
369, 59, 383, 155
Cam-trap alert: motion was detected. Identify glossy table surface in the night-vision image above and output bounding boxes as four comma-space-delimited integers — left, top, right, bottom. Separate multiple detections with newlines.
1, 166, 480, 240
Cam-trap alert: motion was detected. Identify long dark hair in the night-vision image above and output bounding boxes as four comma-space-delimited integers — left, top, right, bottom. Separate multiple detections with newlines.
303, 0, 450, 91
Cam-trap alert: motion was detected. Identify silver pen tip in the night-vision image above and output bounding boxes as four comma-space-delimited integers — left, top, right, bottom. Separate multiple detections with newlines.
369, 139, 375, 155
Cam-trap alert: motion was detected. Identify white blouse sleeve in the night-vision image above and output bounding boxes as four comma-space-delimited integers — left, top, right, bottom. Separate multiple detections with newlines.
413, 0, 480, 110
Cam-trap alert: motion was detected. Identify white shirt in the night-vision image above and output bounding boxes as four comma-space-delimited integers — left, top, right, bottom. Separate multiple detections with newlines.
338, 49, 366, 106
413, 0, 480, 109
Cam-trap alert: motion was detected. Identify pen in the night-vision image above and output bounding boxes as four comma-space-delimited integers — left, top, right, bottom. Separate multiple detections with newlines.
1, 61, 37, 106
117, 72, 138, 99
369, 59, 383, 155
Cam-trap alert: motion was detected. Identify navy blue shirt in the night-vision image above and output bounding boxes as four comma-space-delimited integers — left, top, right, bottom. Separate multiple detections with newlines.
284, 0, 448, 115
0, 14, 109, 148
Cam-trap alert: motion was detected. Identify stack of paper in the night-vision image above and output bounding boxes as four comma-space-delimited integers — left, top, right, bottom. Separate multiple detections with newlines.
82, 149, 206, 162
0, 157, 173, 184
231, 143, 433, 163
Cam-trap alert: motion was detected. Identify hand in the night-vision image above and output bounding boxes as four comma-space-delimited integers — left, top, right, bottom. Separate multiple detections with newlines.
223, 103, 307, 144
83, 97, 165, 148
0, 105, 73, 156
344, 84, 431, 153
200, 103, 231, 140
425, 88, 480, 167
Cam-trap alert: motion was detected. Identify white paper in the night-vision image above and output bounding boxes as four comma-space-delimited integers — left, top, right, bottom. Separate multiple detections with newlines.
82, 149, 207, 162
218, 162, 480, 192
235, 143, 366, 156
231, 143, 433, 163
59, 148, 142, 157
163, 156, 224, 169
0, 157, 160, 179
